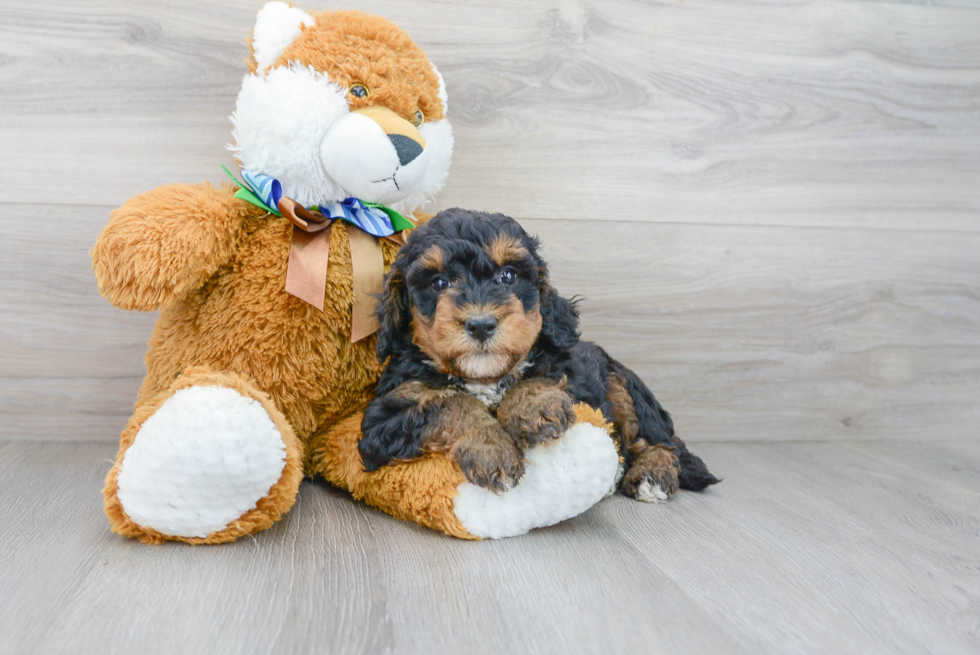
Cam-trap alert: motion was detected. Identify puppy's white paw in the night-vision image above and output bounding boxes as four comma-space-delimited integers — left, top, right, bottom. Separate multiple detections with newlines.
635, 478, 670, 503
453, 422, 619, 539
117, 386, 287, 539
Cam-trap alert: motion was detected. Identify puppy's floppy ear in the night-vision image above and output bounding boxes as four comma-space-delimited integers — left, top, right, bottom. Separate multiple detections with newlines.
375, 263, 412, 363
538, 274, 580, 349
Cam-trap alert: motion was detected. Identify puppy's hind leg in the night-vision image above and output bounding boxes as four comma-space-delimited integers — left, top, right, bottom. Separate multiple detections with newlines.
620, 442, 680, 503
607, 368, 720, 500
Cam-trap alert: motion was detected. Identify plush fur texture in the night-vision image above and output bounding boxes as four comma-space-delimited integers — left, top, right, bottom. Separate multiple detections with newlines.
94, 6, 476, 543
96, 182, 415, 543
116, 384, 288, 538
103, 368, 304, 545
231, 63, 350, 206
310, 402, 618, 540
453, 403, 619, 539
310, 412, 477, 539
232, 4, 452, 212
251, 2, 316, 73
94, 5, 622, 543
91, 182, 257, 311
361, 209, 721, 500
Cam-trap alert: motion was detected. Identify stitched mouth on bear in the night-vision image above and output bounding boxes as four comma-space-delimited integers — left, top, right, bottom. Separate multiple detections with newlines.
371, 166, 401, 190
319, 107, 429, 205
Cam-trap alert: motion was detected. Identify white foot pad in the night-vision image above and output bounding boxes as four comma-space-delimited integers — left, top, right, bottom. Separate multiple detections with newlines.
453, 422, 619, 539
117, 386, 287, 539
636, 479, 669, 503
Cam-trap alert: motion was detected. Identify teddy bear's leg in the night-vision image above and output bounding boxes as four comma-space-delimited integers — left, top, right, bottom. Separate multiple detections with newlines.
310, 403, 619, 539
103, 367, 304, 544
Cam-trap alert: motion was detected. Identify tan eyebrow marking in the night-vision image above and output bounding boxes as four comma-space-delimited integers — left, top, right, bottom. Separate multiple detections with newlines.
486, 235, 529, 266
418, 244, 444, 271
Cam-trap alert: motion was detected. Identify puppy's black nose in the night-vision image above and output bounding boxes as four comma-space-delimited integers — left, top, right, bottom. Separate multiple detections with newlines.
388, 134, 423, 166
464, 315, 497, 342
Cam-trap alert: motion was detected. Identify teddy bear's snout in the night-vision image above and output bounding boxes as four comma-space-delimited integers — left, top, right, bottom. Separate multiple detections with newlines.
319, 105, 429, 206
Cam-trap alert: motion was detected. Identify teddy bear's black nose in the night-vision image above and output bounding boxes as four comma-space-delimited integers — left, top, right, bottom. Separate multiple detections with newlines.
388, 134, 423, 166
464, 315, 498, 342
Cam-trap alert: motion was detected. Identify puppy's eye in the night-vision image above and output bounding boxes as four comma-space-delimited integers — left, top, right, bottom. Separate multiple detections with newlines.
430, 276, 450, 292
411, 109, 424, 127
498, 267, 517, 285
350, 84, 369, 99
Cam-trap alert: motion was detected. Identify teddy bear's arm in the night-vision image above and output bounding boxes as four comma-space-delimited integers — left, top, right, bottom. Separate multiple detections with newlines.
91, 182, 258, 311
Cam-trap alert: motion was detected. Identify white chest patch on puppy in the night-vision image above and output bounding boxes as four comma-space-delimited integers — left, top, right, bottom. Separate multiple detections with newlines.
463, 379, 510, 407
459, 360, 531, 407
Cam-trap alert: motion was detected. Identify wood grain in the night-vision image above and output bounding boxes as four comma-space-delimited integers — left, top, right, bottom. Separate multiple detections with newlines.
2, 2, 978, 653
1, 439, 977, 654
532, 218, 980, 443
3, 203, 977, 443
2, 1, 976, 441
0, 0, 977, 230
592, 439, 980, 655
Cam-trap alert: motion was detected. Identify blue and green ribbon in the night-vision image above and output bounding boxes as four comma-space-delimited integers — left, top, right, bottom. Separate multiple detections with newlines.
221, 165, 413, 236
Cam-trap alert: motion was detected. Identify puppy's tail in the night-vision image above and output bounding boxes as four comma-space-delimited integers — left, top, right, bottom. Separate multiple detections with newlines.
614, 363, 721, 491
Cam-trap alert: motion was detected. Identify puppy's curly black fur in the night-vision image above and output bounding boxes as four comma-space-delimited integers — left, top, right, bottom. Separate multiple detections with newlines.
360, 208, 719, 498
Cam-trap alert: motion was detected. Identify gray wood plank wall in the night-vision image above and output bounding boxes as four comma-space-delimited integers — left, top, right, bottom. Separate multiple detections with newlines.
1, 0, 978, 444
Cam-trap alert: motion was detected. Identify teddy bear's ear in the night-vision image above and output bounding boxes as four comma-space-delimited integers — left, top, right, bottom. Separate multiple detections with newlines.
431, 63, 449, 114
251, 1, 315, 74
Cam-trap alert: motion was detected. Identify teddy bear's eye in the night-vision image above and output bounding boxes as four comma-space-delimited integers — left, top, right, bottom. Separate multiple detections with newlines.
412, 109, 424, 127
350, 84, 369, 99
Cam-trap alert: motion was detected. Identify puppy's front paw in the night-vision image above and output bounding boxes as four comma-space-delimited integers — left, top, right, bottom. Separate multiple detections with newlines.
620, 445, 680, 503
452, 423, 525, 493
497, 380, 576, 448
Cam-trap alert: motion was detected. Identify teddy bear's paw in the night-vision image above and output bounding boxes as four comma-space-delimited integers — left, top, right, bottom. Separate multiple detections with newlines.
116, 385, 288, 539
452, 420, 619, 539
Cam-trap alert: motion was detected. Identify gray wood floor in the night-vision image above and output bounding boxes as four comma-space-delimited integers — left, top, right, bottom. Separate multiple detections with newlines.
1, 439, 978, 654
1, 0, 979, 653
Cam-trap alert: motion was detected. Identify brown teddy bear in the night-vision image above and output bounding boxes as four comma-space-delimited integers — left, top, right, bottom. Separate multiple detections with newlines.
91, 2, 619, 544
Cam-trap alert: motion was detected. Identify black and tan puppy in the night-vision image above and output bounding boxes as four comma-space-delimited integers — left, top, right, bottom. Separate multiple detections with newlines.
360, 208, 719, 500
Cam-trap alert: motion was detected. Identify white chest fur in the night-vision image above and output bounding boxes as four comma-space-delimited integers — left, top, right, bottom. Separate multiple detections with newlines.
463, 379, 510, 407
459, 360, 531, 407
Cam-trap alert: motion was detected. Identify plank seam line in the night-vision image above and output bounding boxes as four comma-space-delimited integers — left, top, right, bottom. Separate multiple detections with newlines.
4, 200, 979, 238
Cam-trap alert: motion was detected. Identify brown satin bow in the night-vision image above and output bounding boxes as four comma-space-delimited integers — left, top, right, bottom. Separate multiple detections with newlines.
279, 197, 406, 343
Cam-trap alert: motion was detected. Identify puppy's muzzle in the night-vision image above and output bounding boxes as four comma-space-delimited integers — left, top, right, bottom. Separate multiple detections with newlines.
464, 315, 498, 343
